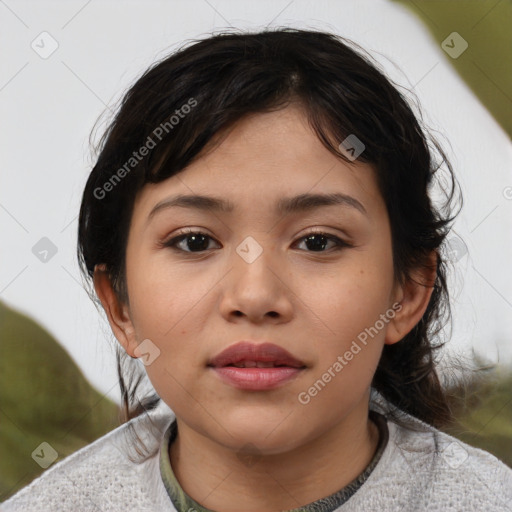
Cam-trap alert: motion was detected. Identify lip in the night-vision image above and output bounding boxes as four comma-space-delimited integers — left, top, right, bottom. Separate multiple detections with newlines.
208, 341, 305, 368
207, 341, 306, 391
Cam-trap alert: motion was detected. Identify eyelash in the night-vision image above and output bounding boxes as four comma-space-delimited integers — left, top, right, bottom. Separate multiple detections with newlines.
161, 228, 352, 254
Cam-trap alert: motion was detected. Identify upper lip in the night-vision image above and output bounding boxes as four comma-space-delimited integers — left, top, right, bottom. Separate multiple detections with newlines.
207, 341, 306, 368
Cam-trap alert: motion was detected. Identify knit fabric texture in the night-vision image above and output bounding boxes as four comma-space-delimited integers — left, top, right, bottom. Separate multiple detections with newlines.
3, 394, 512, 511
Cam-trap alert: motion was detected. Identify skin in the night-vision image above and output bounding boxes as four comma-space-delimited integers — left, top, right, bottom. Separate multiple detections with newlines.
94, 105, 436, 512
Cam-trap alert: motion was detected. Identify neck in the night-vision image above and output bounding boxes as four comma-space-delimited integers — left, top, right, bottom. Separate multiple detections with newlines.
168, 399, 380, 512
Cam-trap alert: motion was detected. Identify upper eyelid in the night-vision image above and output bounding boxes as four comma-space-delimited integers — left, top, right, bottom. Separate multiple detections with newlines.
167, 227, 346, 240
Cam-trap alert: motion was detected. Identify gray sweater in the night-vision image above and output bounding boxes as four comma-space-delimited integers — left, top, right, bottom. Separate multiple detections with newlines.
2, 399, 512, 511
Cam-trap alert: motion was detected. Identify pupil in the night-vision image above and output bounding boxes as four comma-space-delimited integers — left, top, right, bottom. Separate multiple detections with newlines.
187, 234, 209, 251
305, 234, 328, 251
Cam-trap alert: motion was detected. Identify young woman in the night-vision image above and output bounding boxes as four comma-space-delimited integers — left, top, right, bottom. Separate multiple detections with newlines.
4, 28, 512, 512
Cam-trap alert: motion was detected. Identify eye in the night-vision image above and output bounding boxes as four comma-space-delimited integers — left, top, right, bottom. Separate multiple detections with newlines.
294, 231, 351, 252
161, 229, 351, 254
163, 229, 219, 253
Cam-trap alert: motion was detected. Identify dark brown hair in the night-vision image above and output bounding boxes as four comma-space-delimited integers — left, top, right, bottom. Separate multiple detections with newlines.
78, 28, 471, 456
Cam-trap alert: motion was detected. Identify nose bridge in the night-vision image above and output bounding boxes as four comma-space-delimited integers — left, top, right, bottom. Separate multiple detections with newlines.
235, 234, 268, 266
220, 232, 292, 321
232, 233, 278, 286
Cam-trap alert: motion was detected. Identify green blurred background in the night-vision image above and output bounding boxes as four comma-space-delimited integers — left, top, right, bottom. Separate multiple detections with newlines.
0, 300, 119, 499
391, 0, 512, 139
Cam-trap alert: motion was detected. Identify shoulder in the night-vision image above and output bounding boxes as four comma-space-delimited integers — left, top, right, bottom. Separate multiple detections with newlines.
1, 401, 177, 512
347, 406, 512, 511
425, 424, 512, 510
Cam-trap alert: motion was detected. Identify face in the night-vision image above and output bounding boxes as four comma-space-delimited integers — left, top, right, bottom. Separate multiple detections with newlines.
110, 105, 406, 454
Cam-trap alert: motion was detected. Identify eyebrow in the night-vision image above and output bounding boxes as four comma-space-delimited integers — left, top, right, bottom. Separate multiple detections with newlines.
147, 192, 368, 224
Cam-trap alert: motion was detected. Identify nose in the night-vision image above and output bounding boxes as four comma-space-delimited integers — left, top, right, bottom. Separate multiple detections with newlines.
218, 236, 294, 324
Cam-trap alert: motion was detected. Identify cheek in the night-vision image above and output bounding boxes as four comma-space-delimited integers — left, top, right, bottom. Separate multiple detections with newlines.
126, 250, 207, 338
320, 257, 393, 318
126, 259, 208, 406
124, 253, 220, 405
309, 256, 394, 360
300, 271, 389, 411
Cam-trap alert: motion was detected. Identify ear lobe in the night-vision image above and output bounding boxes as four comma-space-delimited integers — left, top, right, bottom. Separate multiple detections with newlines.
93, 264, 138, 358
385, 251, 437, 345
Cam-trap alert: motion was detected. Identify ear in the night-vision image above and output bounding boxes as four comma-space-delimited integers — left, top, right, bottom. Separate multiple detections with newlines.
385, 250, 437, 345
93, 264, 138, 358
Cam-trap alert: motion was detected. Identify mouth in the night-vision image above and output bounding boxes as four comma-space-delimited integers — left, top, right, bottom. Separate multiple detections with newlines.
222, 361, 302, 368
207, 341, 306, 390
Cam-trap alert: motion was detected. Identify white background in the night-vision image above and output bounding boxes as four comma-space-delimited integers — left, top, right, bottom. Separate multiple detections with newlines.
2, 0, 511, 404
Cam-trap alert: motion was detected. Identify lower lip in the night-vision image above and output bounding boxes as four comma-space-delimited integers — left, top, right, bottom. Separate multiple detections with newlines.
210, 366, 304, 390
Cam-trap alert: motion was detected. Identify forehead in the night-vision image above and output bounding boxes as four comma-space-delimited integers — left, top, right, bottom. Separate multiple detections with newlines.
133, 106, 383, 221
